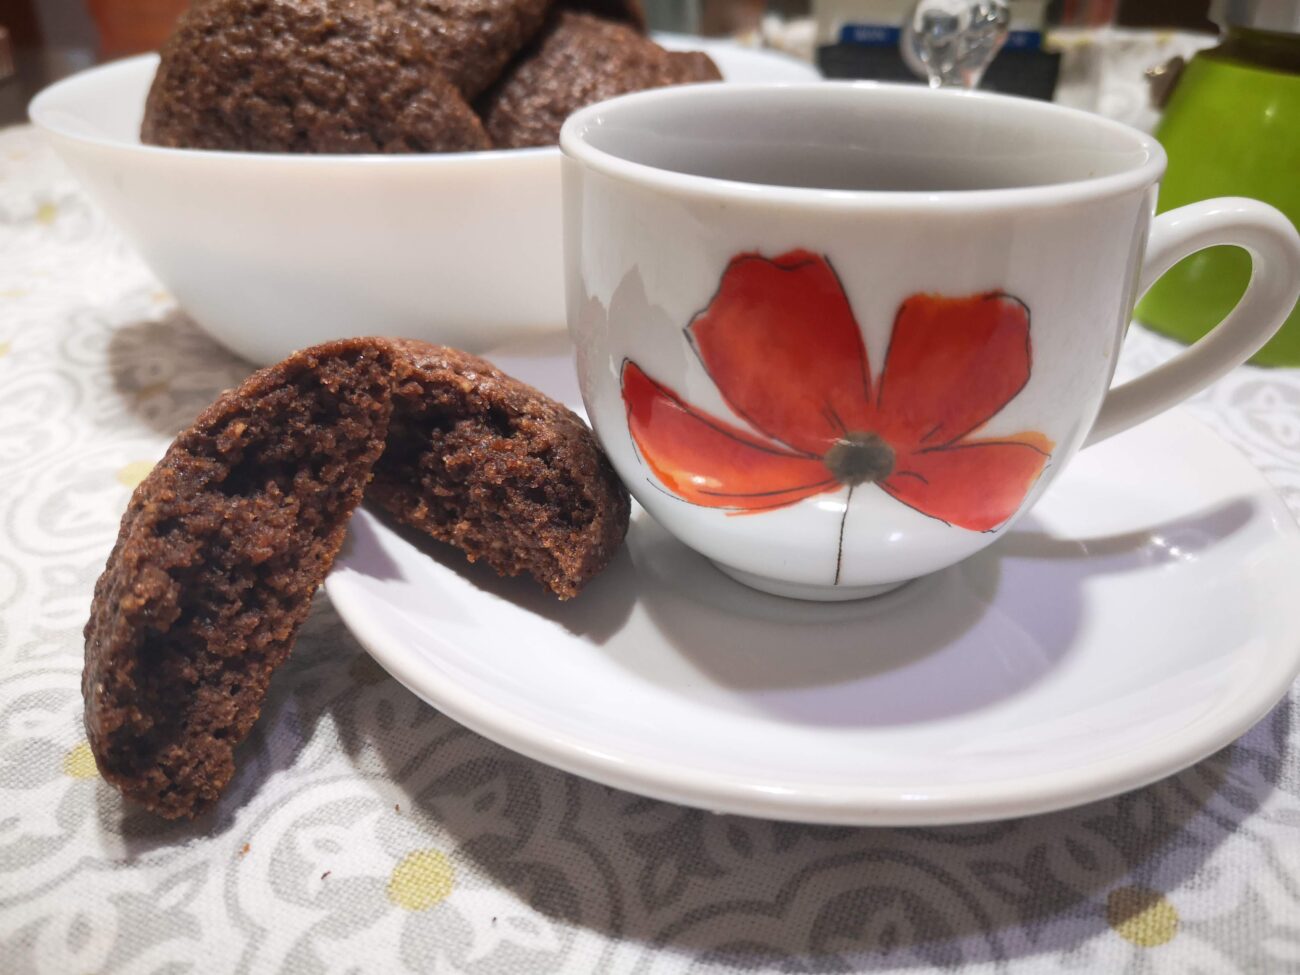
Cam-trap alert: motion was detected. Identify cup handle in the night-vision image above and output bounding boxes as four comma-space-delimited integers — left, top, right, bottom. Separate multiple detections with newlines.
1085, 197, 1300, 446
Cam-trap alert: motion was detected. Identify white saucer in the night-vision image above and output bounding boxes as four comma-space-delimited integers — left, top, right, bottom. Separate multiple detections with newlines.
326, 344, 1300, 826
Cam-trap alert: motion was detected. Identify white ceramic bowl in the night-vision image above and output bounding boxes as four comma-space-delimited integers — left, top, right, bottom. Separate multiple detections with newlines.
29, 40, 818, 364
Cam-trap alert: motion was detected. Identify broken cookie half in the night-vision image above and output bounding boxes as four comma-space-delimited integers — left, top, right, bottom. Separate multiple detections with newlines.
84, 338, 628, 818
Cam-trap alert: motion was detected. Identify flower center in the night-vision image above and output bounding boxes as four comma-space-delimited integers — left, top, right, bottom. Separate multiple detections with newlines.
824, 432, 895, 487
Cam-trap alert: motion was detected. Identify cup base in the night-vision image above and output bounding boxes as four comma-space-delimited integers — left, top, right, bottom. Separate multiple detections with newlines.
710, 561, 912, 602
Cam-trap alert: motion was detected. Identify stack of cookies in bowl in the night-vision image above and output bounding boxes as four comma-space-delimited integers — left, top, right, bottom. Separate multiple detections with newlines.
141, 0, 721, 153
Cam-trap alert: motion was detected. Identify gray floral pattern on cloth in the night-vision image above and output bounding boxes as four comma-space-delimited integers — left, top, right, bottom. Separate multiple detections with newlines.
2, 124, 1299, 974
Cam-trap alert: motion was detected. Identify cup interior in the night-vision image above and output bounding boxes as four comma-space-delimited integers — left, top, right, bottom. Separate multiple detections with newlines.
564, 83, 1159, 194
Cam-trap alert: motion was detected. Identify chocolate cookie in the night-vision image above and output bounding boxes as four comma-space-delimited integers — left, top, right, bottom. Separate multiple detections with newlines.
370, 341, 630, 599
83, 340, 395, 819
664, 49, 725, 82
141, 0, 490, 153
85, 339, 629, 817
380, 0, 555, 99
480, 11, 722, 149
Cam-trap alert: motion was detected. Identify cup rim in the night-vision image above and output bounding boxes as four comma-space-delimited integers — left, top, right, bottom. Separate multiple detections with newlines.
559, 81, 1167, 212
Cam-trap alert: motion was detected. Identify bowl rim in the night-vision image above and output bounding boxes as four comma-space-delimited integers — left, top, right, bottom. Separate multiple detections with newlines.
28, 52, 559, 166
559, 80, 1169, 213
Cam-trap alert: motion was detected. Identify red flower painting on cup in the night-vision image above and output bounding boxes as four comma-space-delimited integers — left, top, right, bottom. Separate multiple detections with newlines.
621, 250, 1054, 582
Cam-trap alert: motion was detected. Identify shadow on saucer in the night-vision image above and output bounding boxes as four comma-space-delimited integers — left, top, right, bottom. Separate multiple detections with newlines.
339, 506, 637, 643
619, 513, 1018, 726
996, 496, 1256, 565
611, 496, 1263, 727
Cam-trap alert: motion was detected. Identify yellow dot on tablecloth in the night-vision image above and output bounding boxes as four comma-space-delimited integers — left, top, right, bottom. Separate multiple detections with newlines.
116, 460, 154, 488
1107, 886, 1179, 947
387, 849, 455, 911
35, 202, 58, 226
0, 341, 10, 358
62, 741, 99, 779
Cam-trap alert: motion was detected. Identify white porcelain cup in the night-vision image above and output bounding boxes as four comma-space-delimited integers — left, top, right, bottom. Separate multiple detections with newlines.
561, 82, 1300, 601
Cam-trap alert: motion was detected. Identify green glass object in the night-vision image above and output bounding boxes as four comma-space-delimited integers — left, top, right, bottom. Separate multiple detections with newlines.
1138, 28, 1300, 366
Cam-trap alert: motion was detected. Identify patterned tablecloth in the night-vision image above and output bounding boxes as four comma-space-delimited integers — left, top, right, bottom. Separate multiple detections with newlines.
2, 121, 1299, 974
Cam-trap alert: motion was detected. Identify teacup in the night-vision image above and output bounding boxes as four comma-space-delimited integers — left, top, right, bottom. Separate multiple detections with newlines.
560, 82, 1300, 601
